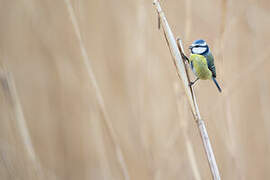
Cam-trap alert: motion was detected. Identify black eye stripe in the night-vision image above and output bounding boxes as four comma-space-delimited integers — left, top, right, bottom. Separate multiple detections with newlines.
194, 45, 206, 48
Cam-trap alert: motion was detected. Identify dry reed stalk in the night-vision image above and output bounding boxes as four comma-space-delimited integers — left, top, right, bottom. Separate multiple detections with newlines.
0, 66, 44, 179
153, 1, 221, 179
174, 83, 201, 180
184, 0, 191, 41
64, 1, 130, 179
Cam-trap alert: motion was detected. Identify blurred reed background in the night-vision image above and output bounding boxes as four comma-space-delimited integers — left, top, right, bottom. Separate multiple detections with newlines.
0, 0, 270, 179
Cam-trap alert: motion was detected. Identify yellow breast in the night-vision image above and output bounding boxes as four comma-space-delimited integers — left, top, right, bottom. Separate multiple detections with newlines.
190, 54, 212, 80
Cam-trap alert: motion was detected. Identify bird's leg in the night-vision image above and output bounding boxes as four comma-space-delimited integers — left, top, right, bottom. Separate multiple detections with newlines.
180, 51, 189, 63
189, 77, 199, 87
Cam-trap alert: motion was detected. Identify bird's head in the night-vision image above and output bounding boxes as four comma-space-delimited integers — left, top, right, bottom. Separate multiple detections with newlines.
189, 39, 209, 55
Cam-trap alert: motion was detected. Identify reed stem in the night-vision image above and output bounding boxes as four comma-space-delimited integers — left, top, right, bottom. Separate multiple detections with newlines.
153, 1, 221, 179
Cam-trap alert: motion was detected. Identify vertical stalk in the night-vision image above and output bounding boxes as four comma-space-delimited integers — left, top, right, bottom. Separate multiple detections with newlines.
153, 1, 221, 179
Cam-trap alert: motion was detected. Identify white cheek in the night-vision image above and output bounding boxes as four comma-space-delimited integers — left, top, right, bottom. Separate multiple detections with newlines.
192, 47, 207, 54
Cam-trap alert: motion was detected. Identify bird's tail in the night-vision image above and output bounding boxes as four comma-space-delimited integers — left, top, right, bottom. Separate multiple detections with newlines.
212, 77, 222, 93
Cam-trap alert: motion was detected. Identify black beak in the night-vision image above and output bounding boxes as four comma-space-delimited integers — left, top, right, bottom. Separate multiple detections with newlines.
189, 46, 193, 49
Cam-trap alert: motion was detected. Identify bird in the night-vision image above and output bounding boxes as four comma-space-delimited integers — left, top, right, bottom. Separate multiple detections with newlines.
186, 39, 222, 92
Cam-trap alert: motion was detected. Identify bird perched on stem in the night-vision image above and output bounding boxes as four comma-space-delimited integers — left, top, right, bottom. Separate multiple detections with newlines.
184, 39, 222, 92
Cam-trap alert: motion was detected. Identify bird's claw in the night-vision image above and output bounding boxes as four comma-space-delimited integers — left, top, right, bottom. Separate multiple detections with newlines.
189, 78, 199, 87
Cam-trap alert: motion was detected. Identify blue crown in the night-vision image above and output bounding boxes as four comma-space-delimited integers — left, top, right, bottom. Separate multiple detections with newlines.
192, 39, 206, 46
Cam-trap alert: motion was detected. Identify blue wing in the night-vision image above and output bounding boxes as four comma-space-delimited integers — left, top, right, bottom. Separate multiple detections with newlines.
205, 52, 216, 78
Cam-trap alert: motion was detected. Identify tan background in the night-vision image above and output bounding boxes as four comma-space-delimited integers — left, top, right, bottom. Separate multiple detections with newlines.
0, 0, 270, 179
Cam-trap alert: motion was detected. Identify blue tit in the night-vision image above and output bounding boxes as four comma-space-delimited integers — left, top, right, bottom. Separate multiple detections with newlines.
188, 39, 222, 92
